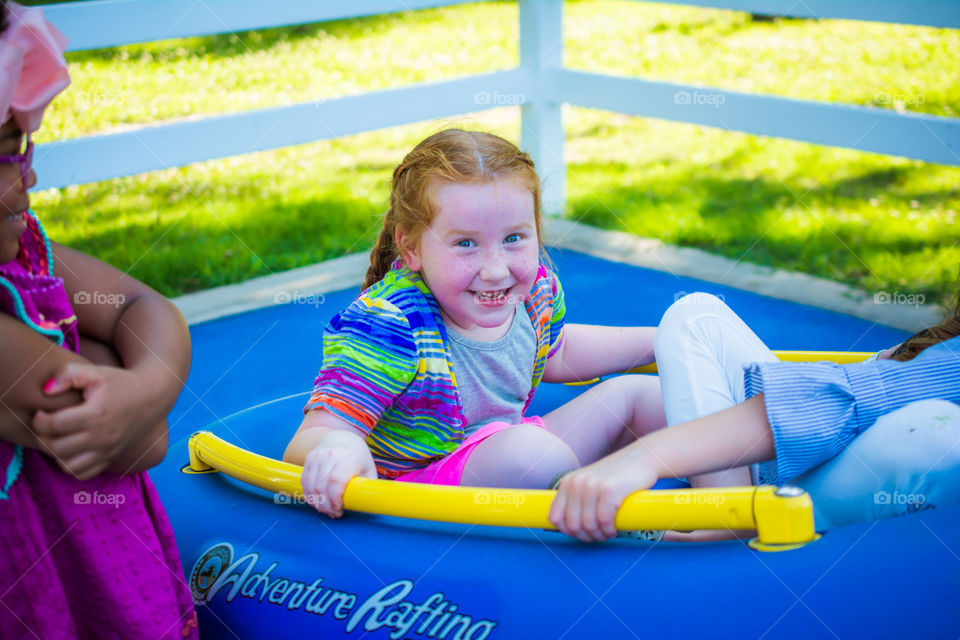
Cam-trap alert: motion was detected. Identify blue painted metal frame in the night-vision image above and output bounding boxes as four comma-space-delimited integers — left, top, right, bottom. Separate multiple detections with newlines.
37, 0, 960, 207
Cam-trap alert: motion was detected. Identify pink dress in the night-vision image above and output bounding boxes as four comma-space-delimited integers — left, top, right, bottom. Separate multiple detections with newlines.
0, 213, 198, 639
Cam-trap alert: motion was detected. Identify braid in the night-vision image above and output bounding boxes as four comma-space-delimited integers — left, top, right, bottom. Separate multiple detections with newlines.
890, 313, 960, 362
363, 156, 416, 291
363, 209, 398, 291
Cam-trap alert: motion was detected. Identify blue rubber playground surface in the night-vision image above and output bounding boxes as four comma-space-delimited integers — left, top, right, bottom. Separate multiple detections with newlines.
151, 250, 960, 638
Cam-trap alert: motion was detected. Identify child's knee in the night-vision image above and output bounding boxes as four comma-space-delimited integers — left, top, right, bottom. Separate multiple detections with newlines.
516, 425, 579, 464
502, 425, 579, 485
595, 375, 664, 432
655, 293, 730, 348
595, 374, 660, 404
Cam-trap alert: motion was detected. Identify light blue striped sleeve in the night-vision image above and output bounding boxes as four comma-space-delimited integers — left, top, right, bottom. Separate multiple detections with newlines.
744, 336, 960, 484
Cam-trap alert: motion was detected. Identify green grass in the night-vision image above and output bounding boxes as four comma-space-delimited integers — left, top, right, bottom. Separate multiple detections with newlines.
30, 1, 960, 307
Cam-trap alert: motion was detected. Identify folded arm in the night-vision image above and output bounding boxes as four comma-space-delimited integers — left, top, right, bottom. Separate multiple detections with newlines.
0, 312, 84, 447
52, 241, 191, 419
13, 243, 190, 478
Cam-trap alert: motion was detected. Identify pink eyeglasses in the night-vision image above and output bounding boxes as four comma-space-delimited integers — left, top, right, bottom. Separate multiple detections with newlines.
0, 134, 33, 185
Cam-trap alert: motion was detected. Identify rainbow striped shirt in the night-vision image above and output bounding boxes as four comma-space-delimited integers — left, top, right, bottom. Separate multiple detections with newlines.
305, 263, 565, 478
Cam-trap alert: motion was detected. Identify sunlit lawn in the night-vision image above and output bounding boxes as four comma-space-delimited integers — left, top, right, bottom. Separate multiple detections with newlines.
31, 1, 960, 306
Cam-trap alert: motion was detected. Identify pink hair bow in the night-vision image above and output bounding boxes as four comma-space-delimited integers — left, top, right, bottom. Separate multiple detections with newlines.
0, 2, 69, 134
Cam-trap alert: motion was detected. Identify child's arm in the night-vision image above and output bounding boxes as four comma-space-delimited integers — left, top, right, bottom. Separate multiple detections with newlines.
549, 394, 773, 542
0, 312, 170, 479
30, 243, 190, 478
542, 324, 656, 383
0, 313, 84, 447
284, 409, 378, 518
70, 335, 171, 477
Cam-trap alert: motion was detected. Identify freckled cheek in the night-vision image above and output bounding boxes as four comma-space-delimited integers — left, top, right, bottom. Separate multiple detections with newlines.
434, 258, 478, 293
509, 247, 540, 286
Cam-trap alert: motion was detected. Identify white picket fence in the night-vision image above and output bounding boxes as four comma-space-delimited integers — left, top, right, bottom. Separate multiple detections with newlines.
40, 0, 960, 215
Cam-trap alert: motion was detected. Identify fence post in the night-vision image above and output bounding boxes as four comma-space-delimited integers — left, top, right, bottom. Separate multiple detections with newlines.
519, 0, 565, 216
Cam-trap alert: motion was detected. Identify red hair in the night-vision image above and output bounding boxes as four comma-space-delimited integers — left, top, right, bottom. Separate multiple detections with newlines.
364, 129, 547, 290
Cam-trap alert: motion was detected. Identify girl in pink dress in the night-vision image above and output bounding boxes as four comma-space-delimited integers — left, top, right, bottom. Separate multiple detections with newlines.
0, 3, 198, 637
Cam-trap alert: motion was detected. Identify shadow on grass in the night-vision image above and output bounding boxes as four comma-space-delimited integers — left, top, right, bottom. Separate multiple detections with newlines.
65, 193, 382, 297
569, 166, 959, 300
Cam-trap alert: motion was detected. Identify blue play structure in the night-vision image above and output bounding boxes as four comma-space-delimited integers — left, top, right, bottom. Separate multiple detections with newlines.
152, 250, 960, 638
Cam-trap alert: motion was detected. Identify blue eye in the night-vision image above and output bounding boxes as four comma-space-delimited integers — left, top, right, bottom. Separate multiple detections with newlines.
505, 233, 521, 244
456, 239, 475, 248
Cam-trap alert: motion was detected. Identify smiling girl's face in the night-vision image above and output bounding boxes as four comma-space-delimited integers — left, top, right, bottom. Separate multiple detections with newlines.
399, 178, 540, 341
0, 117, 35, 262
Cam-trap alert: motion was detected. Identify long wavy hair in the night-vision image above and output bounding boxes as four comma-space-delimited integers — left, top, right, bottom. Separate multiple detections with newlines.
363, 129, 547, 290
891, 273, 960, 361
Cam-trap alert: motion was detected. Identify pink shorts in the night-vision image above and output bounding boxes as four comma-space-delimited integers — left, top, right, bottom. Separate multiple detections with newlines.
394, 416, 546, 486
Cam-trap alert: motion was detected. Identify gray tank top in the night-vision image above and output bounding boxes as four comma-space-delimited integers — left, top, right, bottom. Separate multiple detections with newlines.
446, 305, 537, 437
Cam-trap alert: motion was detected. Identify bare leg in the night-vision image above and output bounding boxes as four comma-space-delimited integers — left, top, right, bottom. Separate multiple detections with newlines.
460, 424, 579, 489
542, 375, 666, 466
461, 375, 665, 489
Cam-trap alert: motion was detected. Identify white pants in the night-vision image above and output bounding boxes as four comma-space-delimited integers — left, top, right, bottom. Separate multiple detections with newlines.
654, 293, 960, 530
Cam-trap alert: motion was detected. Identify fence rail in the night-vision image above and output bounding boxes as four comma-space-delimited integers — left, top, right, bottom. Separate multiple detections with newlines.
47, 0, 483, 52
39, 0, 960, 214
45, 0, 960, 52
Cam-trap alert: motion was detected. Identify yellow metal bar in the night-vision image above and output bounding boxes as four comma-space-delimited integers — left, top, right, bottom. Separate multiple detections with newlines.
186, 431, 816, 547
768, 350, 874, 364
566, 350, 873, 382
